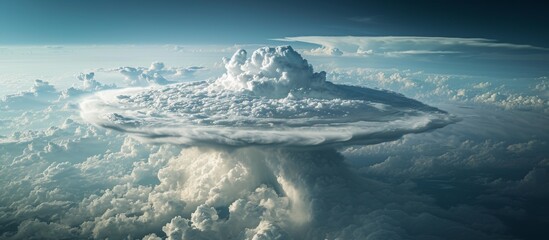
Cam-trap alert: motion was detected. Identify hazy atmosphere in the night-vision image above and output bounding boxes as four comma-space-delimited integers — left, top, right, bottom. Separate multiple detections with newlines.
1, 0, 548, 239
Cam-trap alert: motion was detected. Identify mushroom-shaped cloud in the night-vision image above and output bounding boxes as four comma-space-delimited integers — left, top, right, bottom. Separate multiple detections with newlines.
80, 46, 456, 147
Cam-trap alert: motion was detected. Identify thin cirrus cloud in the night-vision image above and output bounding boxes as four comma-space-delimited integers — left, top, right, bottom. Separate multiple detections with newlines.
275, 36, 549, 56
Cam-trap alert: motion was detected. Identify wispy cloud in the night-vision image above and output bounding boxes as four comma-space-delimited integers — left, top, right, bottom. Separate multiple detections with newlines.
348, 16, 375, 24
274, 36, 548, 56
385, 50, 461, 56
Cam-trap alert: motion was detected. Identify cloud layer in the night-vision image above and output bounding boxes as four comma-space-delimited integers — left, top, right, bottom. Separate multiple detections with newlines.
2, 44, 547, 239
81, 46, 455, 147
276, 36, 548, 56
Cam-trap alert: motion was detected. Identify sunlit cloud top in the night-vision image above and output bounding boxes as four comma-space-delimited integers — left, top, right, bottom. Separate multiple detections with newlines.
276, 36, 549, 57
80, 46, 456, 147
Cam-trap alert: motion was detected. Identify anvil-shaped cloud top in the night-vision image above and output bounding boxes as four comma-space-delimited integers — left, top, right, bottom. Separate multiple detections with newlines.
81, 46, 456, 147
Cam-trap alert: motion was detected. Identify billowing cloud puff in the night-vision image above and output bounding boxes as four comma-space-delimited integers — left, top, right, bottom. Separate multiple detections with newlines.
326, 68, 549, 112
75, 72, 114, 92
1, 80, 58, 109
60, 72, 116, 99
303, 46, 344, 56
80, 46, 455, 147
108, 62, 206, 86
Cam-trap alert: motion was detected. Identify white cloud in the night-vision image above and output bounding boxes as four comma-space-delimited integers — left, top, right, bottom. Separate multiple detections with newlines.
117, 66, 171, 86
6, 135, 506, 239
81, 46, 455, 147
302, 46, 344, 56
473, 82, 491, 89
1, 80, 59, 110
2, 44, 548, 240
473, 91, 547, 110
60, 72, 116, 99
343, 102, 549, 179
7, 219, 77, 240
211, 46, 327, 95
534, 78, 549, 92
275, 36, 548, 56
385, 50, 460, 56
507, 140, 539, 153
325, 67, 549, 112
104, 62, 206, 87
487, 167, 549, 199
356, 47, 374, 55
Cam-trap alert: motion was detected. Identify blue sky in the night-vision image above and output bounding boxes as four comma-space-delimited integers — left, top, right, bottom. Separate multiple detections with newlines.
3, 0, 547, 80
1, 0, 548, 46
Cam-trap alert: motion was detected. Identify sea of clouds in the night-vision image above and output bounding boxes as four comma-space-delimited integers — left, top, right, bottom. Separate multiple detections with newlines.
1, 45, 548, 239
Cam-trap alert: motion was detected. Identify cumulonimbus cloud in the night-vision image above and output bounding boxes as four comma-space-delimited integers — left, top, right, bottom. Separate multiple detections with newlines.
80, 46, 456, 147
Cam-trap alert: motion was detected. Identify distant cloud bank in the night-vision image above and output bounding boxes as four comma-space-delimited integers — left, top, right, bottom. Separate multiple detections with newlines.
275, 36, 548, 56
